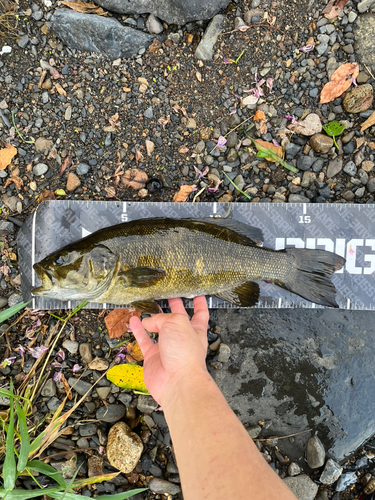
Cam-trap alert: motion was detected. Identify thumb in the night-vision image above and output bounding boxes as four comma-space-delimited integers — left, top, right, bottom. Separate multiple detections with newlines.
129, 316, 154, 357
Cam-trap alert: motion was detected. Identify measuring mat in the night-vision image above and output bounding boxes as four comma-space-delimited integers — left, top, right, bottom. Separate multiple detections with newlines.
17, 201, 375, 310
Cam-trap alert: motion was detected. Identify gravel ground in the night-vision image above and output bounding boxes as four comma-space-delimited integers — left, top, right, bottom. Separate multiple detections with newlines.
1, 0, 375, 497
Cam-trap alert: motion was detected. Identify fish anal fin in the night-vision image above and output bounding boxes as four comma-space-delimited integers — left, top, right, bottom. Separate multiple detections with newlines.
131, 300, 161, 314
119, 266, 166, 288
215, 281, 260, 307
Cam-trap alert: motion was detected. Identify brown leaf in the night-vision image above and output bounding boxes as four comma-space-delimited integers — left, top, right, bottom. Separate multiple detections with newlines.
322, 0, 349, 18
360, 111, 375, 133
60, 0, 108, 16
104, 308, 142, 339
149, 39, 162, 54
61, 373, 73, 400
4, 166, 23, 190
320, 63, 359, 104
121, 168, 148, 190
105, 186, 116, 198
173, 184, 197, 202
127, 340, 144, 362
60, 155, 72, 176
254, 110, 266, 122
178, 145, 190, 154
135, 149, 144, 163
0, 145, 17, 171
158, 116, 170, 128
37, 189, 56, 203
254, 139, 284, 163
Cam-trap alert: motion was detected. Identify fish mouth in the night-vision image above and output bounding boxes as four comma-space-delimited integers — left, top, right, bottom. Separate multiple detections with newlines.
32, 263, 55, 295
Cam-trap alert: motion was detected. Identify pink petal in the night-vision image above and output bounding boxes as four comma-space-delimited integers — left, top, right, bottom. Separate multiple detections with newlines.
217, 136, 227, 148
29, 346, 48, 359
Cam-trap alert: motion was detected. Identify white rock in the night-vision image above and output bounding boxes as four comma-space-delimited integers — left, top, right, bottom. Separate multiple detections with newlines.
146, 14, 163, 34
106, 422, 143, 473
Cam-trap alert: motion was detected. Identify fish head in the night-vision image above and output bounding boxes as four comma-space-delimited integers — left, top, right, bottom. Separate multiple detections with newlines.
32, 244, 119, 301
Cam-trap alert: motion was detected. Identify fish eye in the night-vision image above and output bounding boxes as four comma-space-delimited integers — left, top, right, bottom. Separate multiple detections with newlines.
54, 256, 65, 266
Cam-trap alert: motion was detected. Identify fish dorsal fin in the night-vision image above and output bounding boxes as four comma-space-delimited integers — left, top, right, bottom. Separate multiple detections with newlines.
189, 218, 263, 246
215, 281, 260, 307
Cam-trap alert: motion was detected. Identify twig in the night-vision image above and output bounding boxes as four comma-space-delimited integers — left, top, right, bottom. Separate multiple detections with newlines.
365, 64, 375, 81
209, 114, 254, 155
254, 429, 312, 441
222, 171, 252, 200
192, 186, 207, 203
11, 110, 35, 144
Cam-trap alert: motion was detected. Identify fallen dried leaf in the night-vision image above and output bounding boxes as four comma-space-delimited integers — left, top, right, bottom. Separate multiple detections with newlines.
158, 116, 170, 128
60, 0, 108, 15
173, 184, 197, 202
149, 39, 162, 54
0, 145, 17, 171
121, 169, 148, 190
105, 186, 116, 198
254, 110, 266, 122
105, 308, 142, 339
4, 167, 23, 190
135, 149, 144, 163
320, 63, 359, 104
254, 140, 284, 162
61, 373, 72, 400
360, 111, 375, 133
178, 145, 190, 154
322, 0, 349, 18
127, 340, 144, 362
37, 189, 56, 203
145, 140, 154, 156
60, 155, 72, 176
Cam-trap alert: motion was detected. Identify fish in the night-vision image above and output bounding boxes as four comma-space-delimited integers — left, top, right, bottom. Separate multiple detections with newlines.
32, 217, 345, 312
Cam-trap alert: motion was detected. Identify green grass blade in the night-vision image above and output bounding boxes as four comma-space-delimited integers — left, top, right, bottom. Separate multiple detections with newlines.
0, 301, 31, 324
15, 403, 30, 473
25, 461, 67, 489
48, 489, 148, 500
0, 486, 62, 499
3, 382, 16, 491
222, 172, 252, 200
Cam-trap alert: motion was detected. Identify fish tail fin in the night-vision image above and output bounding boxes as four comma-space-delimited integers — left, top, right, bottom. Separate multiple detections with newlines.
280, 248, 345, 307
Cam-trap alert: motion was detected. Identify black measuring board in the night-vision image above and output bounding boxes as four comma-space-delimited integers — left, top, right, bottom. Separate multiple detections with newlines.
17, 200, 375, 310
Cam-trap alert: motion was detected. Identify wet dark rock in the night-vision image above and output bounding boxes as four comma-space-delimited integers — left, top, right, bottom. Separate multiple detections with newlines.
93, 0, 230, 24
336, 472, 357, 492
42, 379, 57, 397
297, 155, 314, 171
68, 378, 93, 396
96, 404, 126, 423
79, 423, 97, 437
320, 459, 342, 485
50, 10, 158, 59
137, 395, 158, 414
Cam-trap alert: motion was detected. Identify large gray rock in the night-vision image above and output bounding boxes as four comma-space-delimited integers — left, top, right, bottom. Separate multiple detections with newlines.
283, 475, 318, 500
93, 0, 230, 24
50, 9, 157, 59
195, 15, 225, 61
354, 14, 375, 73
306, 435, 325, 469
210, 308, 375, 463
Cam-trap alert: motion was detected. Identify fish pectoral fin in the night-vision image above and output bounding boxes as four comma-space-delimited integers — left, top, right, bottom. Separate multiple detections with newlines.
119, 267, 166, 288
215, 281, 260, 307
131, 300, 161, 314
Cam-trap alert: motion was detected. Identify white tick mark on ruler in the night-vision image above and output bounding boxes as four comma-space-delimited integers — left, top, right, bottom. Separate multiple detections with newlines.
278, 298, 282, 308
303, 204, 307, 215
209, 297, 212, 308
347, 299, 351, 309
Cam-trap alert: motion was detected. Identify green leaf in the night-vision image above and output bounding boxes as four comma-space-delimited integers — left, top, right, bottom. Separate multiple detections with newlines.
246, 135, 298, 173
0, 486, 62, 499
3, 381, 16, 491
322, 120, 345, 138
49, 489, 148, 500
0, 301, 31, 324
25, 461, 67, 489
15, 403, 29, 473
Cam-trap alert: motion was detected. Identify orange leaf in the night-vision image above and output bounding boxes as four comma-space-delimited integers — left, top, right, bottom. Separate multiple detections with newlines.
360, 111, 375, 133
4, 167, 23, 190
105, 308, 142, 339
254, 110, 266, 122
60, 154, 72, 176
0, 145, 17, 171
173, 184, 197, 202
127, 340, 144, 362
37, 189, 56, 203
61, 373, 72, 400
254, 139, 283, 162
320, 63, 359, 104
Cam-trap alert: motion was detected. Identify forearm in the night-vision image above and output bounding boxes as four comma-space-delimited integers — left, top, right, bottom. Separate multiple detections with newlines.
162, 371, 297, 500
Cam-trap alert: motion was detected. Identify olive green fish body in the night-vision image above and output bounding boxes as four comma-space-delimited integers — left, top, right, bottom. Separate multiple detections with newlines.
32, 218, 345, 310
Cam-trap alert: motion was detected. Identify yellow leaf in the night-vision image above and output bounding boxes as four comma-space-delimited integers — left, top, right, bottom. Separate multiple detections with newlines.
0, 145, 17, 171
107, 364, 148, 393
55, 189, 67, 196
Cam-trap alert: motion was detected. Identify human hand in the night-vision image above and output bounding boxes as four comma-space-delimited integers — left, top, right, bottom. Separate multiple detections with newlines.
129, 296, 209, 405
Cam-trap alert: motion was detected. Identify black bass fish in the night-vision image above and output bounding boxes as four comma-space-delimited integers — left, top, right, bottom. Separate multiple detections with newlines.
32, 218, 345, 312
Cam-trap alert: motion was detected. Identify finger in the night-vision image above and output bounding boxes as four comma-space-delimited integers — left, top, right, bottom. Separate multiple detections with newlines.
190, 296, 210, 335
142, 313, 168, 333
168, 297, 189, 316
130, 316, 154, 356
